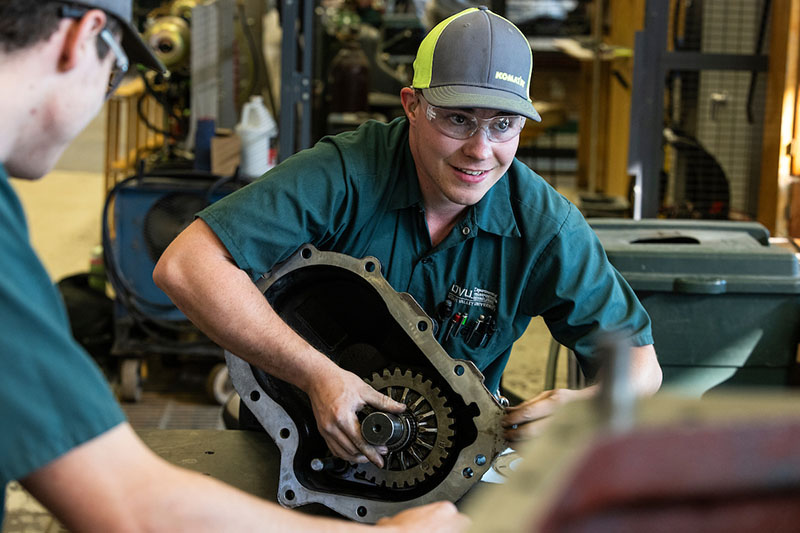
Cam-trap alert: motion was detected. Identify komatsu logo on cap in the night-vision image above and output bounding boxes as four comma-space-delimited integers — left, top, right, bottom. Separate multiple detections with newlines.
495, 71, 526, 88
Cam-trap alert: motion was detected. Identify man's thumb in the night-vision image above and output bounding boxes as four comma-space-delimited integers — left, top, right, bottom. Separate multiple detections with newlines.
368, 388, 406, 412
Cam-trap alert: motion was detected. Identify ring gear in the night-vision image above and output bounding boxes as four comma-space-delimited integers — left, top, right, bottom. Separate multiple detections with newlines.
356, 368, 455, 488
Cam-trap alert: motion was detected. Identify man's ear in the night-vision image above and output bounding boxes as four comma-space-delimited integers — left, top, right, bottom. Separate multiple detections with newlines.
400, 87, 419, 124
58, 9, 107, 72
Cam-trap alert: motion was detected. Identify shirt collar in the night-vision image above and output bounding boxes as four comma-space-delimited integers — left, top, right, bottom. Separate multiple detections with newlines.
387, 124, 424, 211
471, 173, 521, 238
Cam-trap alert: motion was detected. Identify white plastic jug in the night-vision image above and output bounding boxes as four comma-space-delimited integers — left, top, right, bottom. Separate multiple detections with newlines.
236, 95, 278, 179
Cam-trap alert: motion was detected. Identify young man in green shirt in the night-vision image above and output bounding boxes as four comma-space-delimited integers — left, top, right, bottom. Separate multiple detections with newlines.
156, 7, 662, 469
0, 1, 466, 531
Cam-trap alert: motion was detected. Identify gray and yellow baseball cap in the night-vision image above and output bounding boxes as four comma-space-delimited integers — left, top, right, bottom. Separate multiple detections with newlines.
69, 0, 166, 73
412, 6, 540, 122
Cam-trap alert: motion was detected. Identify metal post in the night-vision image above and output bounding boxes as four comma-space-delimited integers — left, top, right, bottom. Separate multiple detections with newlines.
596, 334, 635, 434
279, 0, 314, 162
279, 0, 298, 162
300, 0, 313, 150
628, 0, 670, 218
587, 0, 604, 194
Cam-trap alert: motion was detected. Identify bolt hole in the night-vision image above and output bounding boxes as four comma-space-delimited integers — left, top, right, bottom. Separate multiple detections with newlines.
285, 490, 295, 501
417, 320, 428, 332
365, 261, 376, 272
357, 506, 368, 517
372, 424, 382, 433
301, 248, 312, 259
250, 390, 260, 401
280, 428, 291, 439
454, 365, 464, 376
462, 467, 474, 479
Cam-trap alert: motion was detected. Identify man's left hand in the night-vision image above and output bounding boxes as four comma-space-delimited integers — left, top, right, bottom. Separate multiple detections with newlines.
501, 344, 662, 442
501, 387, 595, 442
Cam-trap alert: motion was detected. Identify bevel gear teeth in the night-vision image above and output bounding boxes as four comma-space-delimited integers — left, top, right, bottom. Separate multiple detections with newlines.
356, 367, 456, 489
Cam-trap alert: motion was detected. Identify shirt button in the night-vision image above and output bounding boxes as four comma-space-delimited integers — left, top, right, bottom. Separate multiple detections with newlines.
461, 227, 471, 236
421, 257, 432, 264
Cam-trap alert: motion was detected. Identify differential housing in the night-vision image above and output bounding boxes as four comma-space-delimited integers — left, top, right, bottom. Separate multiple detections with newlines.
226, 245, 507, 522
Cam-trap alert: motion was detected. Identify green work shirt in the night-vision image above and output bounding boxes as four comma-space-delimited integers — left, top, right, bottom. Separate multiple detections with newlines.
200, 118, 652, 395
0, 165, 125, 523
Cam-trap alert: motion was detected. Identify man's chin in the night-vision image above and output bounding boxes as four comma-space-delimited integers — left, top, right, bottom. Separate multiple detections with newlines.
6, 168, 50, 181
446, 191, 488, 208
5, 157, 59, 181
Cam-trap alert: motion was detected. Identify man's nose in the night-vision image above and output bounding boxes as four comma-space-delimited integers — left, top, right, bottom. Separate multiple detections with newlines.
461, 127, 493, 159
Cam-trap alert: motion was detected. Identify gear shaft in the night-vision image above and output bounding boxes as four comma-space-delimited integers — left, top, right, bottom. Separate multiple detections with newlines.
362, 412, 407, 447
355, 367, 455, 488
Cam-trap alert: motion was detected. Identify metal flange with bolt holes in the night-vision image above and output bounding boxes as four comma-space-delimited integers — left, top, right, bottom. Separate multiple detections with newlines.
225, 244, 508, 523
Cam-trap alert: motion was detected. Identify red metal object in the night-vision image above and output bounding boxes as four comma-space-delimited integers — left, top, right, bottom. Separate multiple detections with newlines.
536, 421, 800, 532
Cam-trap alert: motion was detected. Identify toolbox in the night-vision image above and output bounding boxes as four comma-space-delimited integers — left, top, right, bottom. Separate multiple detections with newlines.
589, 219, 800, 396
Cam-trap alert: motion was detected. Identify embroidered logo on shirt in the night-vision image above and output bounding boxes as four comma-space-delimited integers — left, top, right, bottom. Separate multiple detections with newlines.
448, 284, 498, 311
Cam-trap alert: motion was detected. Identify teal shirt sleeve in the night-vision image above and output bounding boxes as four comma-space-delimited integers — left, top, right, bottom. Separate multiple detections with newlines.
199, 139, 350, 276
199, 120, 407, 278
0, 170, 125, 516
521, 203, 653, 377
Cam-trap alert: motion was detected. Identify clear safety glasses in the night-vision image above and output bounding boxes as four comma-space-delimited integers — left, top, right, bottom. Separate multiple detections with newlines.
419, 95, 525, 143
58, 4, 129, 99
98, 28, 129, 99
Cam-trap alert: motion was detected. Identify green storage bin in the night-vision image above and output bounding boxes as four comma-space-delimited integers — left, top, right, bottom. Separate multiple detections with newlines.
589, 219, 800, 396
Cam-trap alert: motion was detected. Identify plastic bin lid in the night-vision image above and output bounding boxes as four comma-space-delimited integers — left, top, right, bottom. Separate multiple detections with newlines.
588, 219, 800, 294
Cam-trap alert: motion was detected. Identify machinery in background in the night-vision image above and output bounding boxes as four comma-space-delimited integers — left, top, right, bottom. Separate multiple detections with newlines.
101, 0, 274, 402
660, 127, 730, 219
103, 171, 244, 402
629, 0, 771, 220
314, 1, 423, 139
589, 218, 800, 396
143, 2, 192, 75
134, 0, 195, 162
226, 245, 507, 523
123, 0, 272, 168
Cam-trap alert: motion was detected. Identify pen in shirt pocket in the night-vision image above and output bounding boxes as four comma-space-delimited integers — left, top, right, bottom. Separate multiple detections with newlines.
480, 316, 496, 347
466, 314, 485, 344
444, 312, 461, 341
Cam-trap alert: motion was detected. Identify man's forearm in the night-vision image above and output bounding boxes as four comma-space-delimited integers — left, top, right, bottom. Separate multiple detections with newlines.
629, 344, 662, 395
23, 424, 392, 532
144, 455, 377, 532
153, 219, 328, 391
154, 219, 408, 465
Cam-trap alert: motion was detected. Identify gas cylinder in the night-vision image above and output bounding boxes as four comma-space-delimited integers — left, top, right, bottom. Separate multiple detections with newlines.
328, 40, 370, 113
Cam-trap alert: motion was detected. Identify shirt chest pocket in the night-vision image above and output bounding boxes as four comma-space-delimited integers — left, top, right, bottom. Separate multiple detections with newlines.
436, 309, 504, 366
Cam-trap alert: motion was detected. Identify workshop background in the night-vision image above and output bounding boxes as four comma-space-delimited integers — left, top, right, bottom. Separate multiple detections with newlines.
5, 0, 800, 531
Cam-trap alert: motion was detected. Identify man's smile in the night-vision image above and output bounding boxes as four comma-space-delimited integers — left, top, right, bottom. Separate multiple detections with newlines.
451, 165, 494, 183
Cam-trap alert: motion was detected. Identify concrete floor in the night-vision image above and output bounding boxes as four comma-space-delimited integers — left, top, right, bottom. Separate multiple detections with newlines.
3, 105, 565, 532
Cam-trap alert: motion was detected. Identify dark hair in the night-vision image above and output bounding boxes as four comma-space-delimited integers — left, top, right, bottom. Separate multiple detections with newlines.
0, 0, 63, 53
0, 0, 121, 58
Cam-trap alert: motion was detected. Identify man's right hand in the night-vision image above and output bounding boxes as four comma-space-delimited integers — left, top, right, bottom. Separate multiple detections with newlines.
376, 502, 470, 533
307, 366, 406, 466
